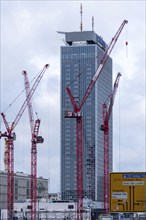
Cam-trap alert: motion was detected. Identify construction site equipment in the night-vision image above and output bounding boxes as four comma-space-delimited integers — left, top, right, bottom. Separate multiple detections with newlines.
22, 70, 44, 220
0, 64, 49, 220
100, 72, 121, 213
65, 20, 127, 220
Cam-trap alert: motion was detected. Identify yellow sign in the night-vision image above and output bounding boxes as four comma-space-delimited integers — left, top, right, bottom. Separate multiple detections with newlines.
110, 172, 146, 212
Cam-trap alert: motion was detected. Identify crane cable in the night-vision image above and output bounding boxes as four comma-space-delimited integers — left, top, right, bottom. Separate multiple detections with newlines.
125, 22, 128, 58
0, 57, 1, 171
118, 82, 121, 172
2, 70, 40, 114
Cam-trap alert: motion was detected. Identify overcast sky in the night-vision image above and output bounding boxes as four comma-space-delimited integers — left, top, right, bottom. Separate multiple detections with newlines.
0, 0, 145, 193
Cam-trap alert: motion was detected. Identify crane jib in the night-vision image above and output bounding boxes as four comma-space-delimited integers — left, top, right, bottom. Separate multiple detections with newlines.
92, 64, 103, 82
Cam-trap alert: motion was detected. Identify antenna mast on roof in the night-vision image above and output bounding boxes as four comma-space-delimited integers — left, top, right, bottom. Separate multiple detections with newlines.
92, 16, 94, 31
80, 4, 83, 31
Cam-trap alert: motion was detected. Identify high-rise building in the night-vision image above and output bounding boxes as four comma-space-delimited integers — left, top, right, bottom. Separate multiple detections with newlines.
60, 30, 112, 202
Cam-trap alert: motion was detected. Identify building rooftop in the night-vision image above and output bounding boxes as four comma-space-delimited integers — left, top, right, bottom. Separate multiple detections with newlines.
58, 30, 107, 51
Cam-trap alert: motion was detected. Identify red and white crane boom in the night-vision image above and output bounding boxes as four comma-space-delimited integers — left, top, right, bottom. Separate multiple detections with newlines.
0, 64, 49, 220
22, 70, 34, 134
65, 20, 127, 220
104, 72, 121, 124
100, 72, 121, 214
1, 64, 49, 133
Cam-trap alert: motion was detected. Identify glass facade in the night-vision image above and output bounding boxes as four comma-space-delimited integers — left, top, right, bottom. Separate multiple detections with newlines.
60, 31, 112, 202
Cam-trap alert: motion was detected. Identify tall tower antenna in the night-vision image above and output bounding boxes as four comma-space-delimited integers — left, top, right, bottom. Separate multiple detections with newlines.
92, 16, 94, 31
80, 4, 83, 31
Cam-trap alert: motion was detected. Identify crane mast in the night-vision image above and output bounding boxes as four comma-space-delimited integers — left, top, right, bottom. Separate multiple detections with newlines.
65, 20, 127, 220
0, 64, 49, 220
100, 72, 121, 213
22, 70, 44, 220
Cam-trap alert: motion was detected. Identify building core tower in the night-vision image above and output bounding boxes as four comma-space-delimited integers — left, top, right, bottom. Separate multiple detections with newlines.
60, 30, 112, 202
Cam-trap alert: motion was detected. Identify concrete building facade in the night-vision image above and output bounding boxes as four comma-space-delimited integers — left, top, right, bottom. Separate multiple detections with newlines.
0, 171, 48, 209
60, 31, 113, 202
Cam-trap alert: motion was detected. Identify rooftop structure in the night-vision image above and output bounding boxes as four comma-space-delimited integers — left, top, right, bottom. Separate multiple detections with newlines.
58, 30, 107, 50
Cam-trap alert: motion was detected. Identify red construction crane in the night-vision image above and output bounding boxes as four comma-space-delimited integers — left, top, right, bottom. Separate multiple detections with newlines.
0, 64, 49, 220
22, 71, 44, 220
100, 72, 121, 214
65, 20, 127, 220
